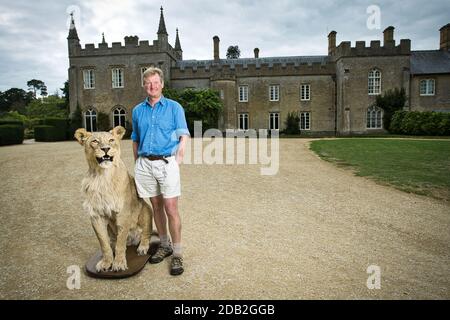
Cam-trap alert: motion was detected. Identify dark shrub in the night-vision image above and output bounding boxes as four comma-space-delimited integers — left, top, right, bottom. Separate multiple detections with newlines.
0, 125, 24, 145
34, 125, 66, 142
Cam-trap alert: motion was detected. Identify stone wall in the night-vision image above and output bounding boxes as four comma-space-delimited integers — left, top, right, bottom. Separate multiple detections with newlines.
410, 74, 450, 111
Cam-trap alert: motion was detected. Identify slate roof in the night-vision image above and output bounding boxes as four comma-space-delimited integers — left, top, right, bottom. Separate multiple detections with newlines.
176, 56, 330, 69
411, 50, 450, 75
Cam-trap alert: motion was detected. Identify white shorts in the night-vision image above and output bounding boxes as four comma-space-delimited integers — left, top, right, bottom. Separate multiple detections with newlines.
134, 156, 181, 199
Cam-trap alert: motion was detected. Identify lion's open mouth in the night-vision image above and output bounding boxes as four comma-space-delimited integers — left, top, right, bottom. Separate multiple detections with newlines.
96, 155, 114, 164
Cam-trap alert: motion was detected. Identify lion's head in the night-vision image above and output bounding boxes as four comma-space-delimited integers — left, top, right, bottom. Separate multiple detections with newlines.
74, 126, 126, 169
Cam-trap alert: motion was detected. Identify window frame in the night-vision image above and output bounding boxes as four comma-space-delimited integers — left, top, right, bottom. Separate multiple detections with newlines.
368, 69, 381, 95
112, 68, 124, 88
269, 112, 280, 130
84, 108, 97, 132
300, 112, 310, 130
300, 84, 310, 101
239, 85, 248, 102
113, 107, 127, 127
366, 106, 383, 129
419, 79, 435, 96
269, 85, 280, 102
238, 113, 249, 130
83, 69, 95, 89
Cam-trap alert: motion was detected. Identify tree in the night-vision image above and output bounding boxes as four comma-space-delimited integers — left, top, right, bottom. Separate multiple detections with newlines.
164, 88, 223, 134
284, 112, 300, 135
61, 80, 69, 106
27, 79, 45, 98
375, 88, 407, 132
0, 88, 33, 114
26, 96, 67, 119
40, 85, 48, 97
226, 45, 241, 59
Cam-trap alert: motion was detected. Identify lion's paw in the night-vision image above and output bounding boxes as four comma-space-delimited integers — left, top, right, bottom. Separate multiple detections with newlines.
111, 256, 128, 271
96, 258, 113, 272
137, 242, 150, 256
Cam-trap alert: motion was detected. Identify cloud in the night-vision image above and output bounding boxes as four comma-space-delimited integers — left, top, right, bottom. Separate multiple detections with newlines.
0, 0, 449, 94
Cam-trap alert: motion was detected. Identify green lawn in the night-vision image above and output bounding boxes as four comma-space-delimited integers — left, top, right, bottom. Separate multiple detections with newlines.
310, 138, 450, 201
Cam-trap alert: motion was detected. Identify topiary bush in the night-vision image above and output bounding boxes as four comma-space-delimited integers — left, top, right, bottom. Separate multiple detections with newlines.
0, 125, 24, 145
34, 125, 66, 142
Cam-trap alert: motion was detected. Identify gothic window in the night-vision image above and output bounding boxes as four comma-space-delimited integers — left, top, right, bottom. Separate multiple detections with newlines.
269, 112, 279, 130
239, 86, 248, 102
84, 108, 97, 132
300, 112, 310, 130
269, 85, 280, 101
419, 79, 435, 96
113, 107, 127, 127
301, 84, 310, 101
83, 69, 95, 89
368, 69, 381, 95
112, 68, 124, 88
366, 106, 383, 129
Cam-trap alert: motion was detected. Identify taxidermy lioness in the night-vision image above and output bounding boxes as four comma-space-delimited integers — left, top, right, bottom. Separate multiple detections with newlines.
75, 126, 152, 272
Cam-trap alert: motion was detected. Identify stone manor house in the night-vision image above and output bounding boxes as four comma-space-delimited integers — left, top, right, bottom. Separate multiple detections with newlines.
67, 8, 450, 135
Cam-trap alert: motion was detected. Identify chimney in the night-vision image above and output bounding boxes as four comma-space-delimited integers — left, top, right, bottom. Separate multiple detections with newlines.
440, 23, 450, 51
124, 35, 139, 46
254, 48, 259, 58
328, 31, 337, 55
383, 26, 395, 45
213, 36, 220, 62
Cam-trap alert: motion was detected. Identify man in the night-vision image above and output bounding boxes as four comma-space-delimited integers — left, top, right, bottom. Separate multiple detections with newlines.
131, 67, 189, 276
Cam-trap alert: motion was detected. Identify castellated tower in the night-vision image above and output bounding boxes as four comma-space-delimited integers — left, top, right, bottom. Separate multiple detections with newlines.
333, 26, 411, 135
66, 7, 182, 127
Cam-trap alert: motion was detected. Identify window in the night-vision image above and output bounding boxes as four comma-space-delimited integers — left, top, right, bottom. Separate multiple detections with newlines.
239, 85, 248, 102
239, 113, 249, 130
269, 85, 280, 101
300, 112, 310, 130
113, 107, 127, 127
141, 67, 149, 86
112, 68, 124, 88
220, 89, 224, 100
83, 70, 95, 89
301, 84, 310, 101
84, 109, 97, 132
366, 106, 383, 129
269, 112, 279, 130
368, 69, 381, 95
420, 79, 435, 96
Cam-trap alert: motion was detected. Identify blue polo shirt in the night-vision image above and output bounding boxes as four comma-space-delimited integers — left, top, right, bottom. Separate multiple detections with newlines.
131, 96, 190, 156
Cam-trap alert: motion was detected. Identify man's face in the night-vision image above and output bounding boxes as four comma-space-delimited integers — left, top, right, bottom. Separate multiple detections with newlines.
144, 74, 164, 99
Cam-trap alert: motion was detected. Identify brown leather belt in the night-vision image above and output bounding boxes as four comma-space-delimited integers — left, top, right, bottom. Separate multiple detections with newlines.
145, 155, 170, 164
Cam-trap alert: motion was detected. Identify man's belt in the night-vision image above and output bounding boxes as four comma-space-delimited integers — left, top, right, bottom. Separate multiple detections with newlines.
145, 155, 171, 164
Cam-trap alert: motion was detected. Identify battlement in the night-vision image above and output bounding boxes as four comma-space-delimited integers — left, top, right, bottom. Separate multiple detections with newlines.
70, 37, 181, 60
333, 39, 411, 59
171, 57, 335, 79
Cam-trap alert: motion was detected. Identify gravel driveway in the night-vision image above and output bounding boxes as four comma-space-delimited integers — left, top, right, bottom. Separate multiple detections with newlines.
0, 138, 449, 299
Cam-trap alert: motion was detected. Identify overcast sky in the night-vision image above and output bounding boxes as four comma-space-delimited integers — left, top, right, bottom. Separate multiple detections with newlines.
0, 0, 449, 95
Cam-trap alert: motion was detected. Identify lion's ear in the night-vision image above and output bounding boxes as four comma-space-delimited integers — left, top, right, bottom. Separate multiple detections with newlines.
110, 126, 126, 140
74, 128, 91, 145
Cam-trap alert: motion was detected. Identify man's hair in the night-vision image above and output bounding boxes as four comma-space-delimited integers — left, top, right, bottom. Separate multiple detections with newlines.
143, 67, 164, 84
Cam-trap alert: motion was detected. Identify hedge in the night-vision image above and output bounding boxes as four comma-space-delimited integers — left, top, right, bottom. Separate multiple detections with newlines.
390, 111, 450, 136
0, 125, 24, 146
34, 125, 67, 142
0, 119, 24, 128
